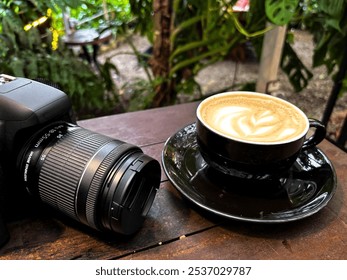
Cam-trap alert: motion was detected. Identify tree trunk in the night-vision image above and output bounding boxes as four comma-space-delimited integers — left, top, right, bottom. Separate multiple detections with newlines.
150, 0, 174, 107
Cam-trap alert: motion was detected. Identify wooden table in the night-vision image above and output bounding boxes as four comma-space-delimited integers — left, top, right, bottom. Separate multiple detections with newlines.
63, 29, 112, 69
0, 102, 346, 260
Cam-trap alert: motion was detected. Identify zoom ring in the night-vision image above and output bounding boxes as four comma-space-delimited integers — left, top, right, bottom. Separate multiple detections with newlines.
38, 127, 114, 220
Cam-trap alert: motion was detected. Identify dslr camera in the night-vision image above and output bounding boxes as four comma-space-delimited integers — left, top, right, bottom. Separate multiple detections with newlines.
0, 74, 161, 247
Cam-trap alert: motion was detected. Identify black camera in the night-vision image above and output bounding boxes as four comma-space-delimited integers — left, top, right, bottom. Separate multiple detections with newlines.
0, 74, 161, 247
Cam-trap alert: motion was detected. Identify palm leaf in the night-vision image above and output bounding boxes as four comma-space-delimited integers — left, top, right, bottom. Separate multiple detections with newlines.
170, 43, 233, 76
171, 15, 205, 43
170, 38, 218, 62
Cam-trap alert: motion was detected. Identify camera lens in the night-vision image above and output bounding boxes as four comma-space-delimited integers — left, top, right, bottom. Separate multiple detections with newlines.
18, 122, 161, 235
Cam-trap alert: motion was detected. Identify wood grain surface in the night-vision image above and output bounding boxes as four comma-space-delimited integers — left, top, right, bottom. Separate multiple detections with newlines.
0, 102, 346, 260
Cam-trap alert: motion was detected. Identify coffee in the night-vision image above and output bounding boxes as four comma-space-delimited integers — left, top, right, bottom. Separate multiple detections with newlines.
197, 92, 308, 143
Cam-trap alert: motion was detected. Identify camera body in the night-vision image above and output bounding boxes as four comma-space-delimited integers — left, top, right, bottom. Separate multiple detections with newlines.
0, 75, 160, 247
0, 75, 74, 155
1, 75, 74, 245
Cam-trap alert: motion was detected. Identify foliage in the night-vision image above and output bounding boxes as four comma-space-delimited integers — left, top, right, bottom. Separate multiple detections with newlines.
145, 0, 273, 105
302, 0, 347, 94
129, 0, 316, 107
0, 0, 121, 119
55, 0, 132, 33
128, 0, 153, 40
2, 0, 346, 115
276, 0, 347, 94
125, 77, 164, 111
170, 0, 270, 77
128, 0, 347, 109
265, 0, 300, 25
124, 0, 271, 108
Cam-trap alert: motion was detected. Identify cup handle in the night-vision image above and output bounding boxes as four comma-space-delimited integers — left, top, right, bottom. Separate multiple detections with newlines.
302, 118, 326, 150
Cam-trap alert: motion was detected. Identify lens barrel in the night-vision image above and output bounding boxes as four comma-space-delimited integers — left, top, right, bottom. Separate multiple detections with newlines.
18, 122, 160, 235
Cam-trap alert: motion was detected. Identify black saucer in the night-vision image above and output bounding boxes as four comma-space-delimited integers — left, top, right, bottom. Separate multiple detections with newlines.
162, 123, 337, 223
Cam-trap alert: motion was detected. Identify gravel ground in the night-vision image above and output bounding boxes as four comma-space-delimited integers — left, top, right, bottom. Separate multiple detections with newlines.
100, 30, 347, 149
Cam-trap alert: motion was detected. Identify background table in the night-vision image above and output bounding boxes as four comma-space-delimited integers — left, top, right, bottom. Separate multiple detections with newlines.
63, 29, 112, 69
0, 102, 346, 259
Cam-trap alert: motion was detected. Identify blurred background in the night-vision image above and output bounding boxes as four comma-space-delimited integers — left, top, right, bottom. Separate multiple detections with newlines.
0, 0, 346, 149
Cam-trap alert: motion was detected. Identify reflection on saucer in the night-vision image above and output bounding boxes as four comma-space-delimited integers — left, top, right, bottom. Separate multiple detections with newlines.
162, 123, 337, 223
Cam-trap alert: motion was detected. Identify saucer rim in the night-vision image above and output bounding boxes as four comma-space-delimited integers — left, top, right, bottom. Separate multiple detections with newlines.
162, 123, 338, 224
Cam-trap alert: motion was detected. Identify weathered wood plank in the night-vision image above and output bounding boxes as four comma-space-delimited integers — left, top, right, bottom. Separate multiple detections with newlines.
0, 181, 216, 260
78, 102, 199, 146
122, 205, 347, 260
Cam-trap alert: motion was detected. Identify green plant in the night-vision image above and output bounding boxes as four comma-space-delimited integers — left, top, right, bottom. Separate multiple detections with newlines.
0, 0, 121, 119
146, 0, 273, 107
129, 0, 153, 41
54, 0, 132, 34
265, 0, 300, 26
129, 0, 347, 108
302, 0, 347, 92
267, 0, 347, 94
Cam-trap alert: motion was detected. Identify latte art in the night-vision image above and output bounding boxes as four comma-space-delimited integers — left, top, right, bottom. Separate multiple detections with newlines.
211, 106, 297, 142
198, 93, 308, 143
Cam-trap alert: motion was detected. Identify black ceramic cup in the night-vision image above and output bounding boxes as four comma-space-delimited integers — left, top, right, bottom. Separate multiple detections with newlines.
196, 92, 326, 179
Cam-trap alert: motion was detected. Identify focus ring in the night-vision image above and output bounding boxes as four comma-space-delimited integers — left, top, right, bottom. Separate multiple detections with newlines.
85, 143, 139, 230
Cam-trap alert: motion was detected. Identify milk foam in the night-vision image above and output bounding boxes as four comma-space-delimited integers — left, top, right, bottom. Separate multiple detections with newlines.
199, 93, 308, 143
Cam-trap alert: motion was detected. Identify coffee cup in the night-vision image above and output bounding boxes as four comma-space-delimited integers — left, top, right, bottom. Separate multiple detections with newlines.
196, 91, 326, 179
